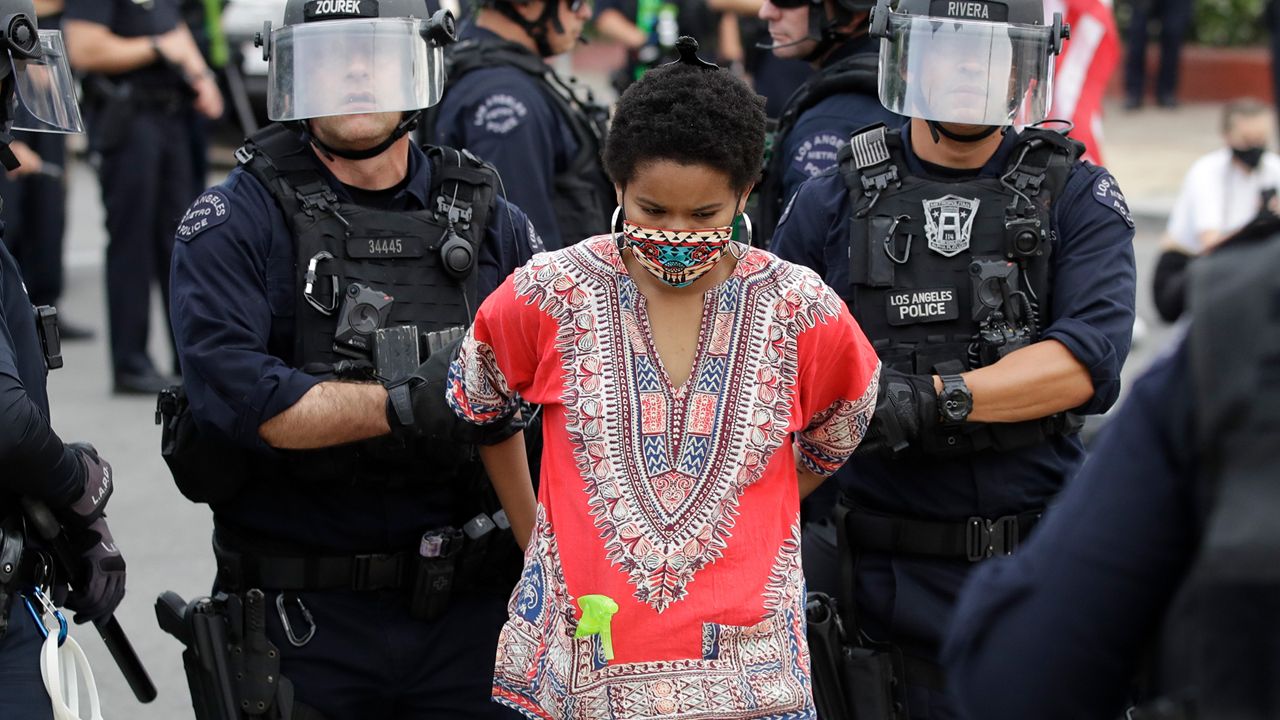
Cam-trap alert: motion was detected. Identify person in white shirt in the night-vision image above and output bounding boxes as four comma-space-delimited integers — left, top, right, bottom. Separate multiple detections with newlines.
1166, 99, 1280, 253
1154, 99, 1280, 322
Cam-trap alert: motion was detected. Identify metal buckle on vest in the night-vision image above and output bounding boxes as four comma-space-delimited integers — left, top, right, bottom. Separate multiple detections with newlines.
234, 145, 254, 166
436, 195, 473, 228
1007, 169, 1045, 195
966, 515, 1021, 561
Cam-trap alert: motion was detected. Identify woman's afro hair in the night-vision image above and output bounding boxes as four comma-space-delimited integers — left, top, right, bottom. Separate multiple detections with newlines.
603, 62, 767, 192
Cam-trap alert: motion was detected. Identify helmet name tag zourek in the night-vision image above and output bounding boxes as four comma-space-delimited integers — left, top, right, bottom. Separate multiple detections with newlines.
305, 0, 379, 19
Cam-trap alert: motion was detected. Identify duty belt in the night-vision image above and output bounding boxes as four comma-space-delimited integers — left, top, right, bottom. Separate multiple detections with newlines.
214, 536, 414, 593
840, 505, 1043, 562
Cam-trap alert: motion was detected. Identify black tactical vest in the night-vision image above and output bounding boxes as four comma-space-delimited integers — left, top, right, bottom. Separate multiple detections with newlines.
839, 124, 1084, 454
436, 36, 613, 247
1146, 221, 1280, 719
756, 52, 879, 246
236, 123, 497, 483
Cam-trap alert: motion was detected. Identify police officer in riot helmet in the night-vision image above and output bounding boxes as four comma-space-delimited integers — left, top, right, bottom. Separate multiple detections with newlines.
164, 0, 537, 716
431, 0, 613, 251
754, 0, 902, 247
944, 213, 1280, 720
0, 3, 128, 717
770, 0, 1137, 715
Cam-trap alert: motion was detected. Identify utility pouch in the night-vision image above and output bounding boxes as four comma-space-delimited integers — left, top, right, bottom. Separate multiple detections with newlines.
842, 644, 908, 720
410, 528, 462, 622
85, 76, 135, 154
157, 386, 250, 505
33, 305, 62, 370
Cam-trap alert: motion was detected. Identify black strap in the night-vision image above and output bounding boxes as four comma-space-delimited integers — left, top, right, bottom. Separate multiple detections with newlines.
842, 505, 1043, 562
214, 538, 414, 593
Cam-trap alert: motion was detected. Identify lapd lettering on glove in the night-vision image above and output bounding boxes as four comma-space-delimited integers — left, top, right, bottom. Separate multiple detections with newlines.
886, 287, 959, 325
346, 236, 424, 259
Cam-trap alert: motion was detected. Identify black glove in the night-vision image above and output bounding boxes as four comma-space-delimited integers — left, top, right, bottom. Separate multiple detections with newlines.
385, 337, 525, 447
63, 517, 126, 624
855, 369, 938, 457
62, 443, 113, 527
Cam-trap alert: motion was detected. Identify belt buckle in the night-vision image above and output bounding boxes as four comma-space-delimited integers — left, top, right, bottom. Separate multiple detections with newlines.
351, 553, 401, 592
965, 517, 992, 562
966, 515, 1021, 561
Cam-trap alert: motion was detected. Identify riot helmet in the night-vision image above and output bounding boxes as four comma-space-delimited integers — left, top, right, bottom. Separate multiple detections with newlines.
258, 0, 456, 158
759, 0, 876, 63
0, 0, 83, 169
869, 0, 1067, 130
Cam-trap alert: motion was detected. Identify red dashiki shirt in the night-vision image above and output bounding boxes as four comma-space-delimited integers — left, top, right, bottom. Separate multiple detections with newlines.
448, 236, 880, 720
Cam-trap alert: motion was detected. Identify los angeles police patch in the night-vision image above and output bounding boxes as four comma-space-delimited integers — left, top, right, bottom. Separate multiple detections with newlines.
791, 132, 846, 178
177, 189, 231, 242
1092, 172, 1134, 228
474, 94, 528, 135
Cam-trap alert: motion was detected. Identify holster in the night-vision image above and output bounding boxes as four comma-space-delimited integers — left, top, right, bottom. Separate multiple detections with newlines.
0, 514, 26, 639
156, 386, 250, 505
156, 589, 326, 720
83, 76, 135, 154
805, 591, 909, 720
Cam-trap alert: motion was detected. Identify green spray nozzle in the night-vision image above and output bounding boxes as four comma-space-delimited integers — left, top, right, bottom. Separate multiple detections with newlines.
574, 595, 619, 661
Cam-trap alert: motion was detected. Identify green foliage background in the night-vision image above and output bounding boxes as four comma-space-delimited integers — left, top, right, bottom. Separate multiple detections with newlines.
1117, 0, 1267, 47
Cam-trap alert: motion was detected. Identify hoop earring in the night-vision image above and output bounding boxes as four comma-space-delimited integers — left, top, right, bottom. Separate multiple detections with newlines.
611, 205, 625, 248
729, 214, 752, 259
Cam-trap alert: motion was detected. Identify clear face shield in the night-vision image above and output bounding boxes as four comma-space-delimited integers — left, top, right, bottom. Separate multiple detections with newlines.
265, 17, 444, 122
9, 30, 84, 133
878, 12, 1056, 126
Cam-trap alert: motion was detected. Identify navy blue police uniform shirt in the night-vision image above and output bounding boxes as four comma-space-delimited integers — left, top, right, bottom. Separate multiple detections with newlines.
64, 0, 182, 88
773, 123, 1137, 519
771, 123, 1137, 656
433, 25, 580, 251
943, 334, 1198, 720
170, 140, 542, 553
0, 239, 82, 508
775, 40, 903, 206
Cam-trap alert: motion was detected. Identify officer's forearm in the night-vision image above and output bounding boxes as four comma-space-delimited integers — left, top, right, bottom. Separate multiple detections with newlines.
479, 432, 536, 551
957, 340, 1094, 423
594, 10, 649, 49
0, 385, 84, 506
63, 20, 161, 75
257, 381, 390, 450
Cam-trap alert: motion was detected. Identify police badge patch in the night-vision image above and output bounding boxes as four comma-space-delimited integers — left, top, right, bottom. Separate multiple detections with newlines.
923, 195, 980, 257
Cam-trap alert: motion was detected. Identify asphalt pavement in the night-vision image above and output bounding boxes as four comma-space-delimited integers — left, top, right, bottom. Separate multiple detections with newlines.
43, 99, 1191, 718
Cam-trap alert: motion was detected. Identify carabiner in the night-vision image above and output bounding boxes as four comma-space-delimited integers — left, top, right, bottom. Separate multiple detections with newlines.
276, 593, 316, 648
882, 215, 914, 265
303, 251, 339, 316
22, 586, 68, 646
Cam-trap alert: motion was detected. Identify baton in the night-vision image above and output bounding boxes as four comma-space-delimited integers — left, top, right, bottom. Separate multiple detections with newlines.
20, 497, 158, 704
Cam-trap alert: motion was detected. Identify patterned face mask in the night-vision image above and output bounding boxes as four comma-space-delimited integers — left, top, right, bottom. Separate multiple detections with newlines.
622, 220, 735, 288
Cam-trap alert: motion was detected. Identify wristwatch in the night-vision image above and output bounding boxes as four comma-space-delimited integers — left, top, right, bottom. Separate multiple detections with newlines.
938, 374, 973, 425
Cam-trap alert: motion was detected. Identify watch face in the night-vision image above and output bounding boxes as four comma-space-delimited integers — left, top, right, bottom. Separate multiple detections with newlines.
943, 389, 972, 422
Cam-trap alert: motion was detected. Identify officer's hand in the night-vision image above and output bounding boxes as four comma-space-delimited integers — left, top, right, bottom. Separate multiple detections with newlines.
62, 443, 113, 527
63, 517, 126, 624
855, 370, 938, 457
6, 141, 41, 176
192, 73, 224, 120
385, 338, 525, 446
